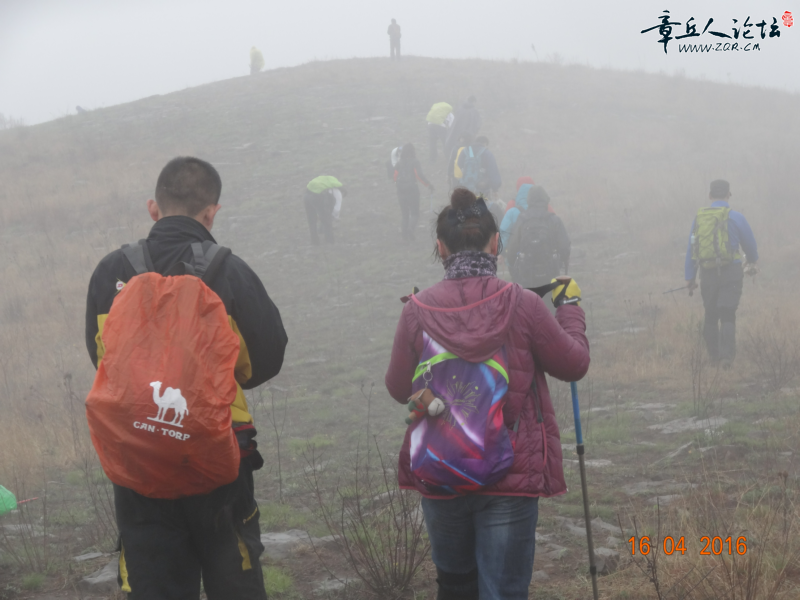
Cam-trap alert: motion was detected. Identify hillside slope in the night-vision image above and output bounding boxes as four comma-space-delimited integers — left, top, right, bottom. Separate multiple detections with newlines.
2, 57, 800, 598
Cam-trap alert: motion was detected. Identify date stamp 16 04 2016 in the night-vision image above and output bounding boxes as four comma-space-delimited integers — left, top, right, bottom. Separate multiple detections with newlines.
629, 536, 748, 556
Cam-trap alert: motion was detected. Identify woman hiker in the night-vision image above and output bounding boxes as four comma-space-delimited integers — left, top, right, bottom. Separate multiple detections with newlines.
385, 188, 590, 600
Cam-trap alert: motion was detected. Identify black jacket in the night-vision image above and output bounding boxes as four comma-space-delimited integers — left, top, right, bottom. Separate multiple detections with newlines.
85, 216, 288, 425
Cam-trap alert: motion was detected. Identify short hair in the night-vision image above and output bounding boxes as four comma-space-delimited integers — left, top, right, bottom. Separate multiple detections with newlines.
709, 179, 730, 199
155, 157, 222, 216
475, 136, 489, 146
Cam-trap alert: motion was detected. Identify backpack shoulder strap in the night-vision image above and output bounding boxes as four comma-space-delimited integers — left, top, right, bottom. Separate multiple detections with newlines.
191, 241, 232, 285
121, 239, 154, 275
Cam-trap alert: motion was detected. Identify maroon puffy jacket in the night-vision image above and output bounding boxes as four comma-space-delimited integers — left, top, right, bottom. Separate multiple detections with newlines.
385, 276, 590, 498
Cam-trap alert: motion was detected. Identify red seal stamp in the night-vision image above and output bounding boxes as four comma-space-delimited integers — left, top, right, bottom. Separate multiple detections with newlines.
782, 11, 793, 27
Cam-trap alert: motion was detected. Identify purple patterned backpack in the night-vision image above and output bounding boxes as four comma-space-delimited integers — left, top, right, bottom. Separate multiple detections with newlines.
407, 331, 514, 495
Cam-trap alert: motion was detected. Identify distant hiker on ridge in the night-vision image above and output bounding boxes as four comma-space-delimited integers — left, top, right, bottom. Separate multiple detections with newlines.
250, 46, 265, 75
388, 19, 402, 59
685, 179, 758, 368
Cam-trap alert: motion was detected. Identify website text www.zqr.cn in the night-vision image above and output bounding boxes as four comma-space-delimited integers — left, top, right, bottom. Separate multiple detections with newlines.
679, 42, 762, 52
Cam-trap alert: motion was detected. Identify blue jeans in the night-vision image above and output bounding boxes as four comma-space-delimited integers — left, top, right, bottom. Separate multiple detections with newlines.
421, 495, 539, 600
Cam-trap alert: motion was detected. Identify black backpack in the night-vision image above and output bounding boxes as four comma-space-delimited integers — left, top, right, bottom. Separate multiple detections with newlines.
509, 210, 558, 284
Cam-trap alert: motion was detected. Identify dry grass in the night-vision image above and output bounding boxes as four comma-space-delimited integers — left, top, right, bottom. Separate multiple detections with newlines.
1, 56, 800, 597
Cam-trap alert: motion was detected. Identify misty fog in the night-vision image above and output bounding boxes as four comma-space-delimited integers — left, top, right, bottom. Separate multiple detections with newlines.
2, 0, 800, 598
2, 0, 799, 124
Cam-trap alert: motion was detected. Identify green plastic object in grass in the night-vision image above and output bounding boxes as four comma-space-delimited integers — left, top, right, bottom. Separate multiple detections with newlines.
0, 485, 17, 516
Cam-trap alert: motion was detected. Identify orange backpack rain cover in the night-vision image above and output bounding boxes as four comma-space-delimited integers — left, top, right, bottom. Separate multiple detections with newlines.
86, 272, 241, 499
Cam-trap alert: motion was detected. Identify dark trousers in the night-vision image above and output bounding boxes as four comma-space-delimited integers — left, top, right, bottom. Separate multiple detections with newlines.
114, 465, 267, 600
304, 192, 334, 245
398, 189, 420, 240
428, 124, 447, 162
700, 263, 744, 361
390, 37, 401, 59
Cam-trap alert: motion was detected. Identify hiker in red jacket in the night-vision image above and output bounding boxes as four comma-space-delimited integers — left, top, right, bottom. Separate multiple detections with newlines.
385, 188, 589, 600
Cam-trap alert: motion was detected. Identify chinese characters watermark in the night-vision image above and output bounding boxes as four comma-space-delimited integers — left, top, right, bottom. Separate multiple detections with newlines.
641, 10, 791, 54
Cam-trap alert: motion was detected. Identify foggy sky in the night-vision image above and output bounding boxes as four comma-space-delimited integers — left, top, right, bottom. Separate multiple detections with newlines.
1, 0, 798, 125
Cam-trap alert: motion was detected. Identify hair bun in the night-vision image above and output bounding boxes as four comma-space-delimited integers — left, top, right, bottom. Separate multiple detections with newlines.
450, 187, 477, 210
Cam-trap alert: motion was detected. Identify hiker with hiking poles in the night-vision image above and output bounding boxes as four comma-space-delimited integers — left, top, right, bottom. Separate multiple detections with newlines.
385, 188, 590, 600
684, 179, 759, 369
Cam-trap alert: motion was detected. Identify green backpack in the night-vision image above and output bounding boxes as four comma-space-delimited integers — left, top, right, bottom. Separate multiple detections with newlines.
691, 206, 739, 269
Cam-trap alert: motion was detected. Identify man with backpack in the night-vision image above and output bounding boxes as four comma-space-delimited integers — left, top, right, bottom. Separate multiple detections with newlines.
685, 179, 758, 367
456, 136, 502, 198
85, 157, 288, 599
505, 185, 571, 289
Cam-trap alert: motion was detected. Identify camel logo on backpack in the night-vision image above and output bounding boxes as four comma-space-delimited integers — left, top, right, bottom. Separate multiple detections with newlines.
86, 240, 242, 499
148, 382, 189, 427
407, 332, 515, 495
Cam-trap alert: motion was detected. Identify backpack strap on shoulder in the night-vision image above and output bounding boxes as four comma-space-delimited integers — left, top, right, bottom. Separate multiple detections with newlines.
121, 239, 154, 275
192, 242, 231, 285
163, 261, 197, 277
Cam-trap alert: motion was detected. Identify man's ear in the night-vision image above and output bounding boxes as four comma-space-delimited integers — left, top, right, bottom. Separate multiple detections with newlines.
147, 199, 161, 222
199, 204, 222, 231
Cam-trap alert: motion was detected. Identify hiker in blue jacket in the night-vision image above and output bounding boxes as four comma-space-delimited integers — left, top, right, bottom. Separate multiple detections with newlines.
685, 179, 758, 367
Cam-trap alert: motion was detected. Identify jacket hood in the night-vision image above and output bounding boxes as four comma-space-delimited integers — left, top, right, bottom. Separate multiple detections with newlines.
409, 277, 519, 363
515, 184, 532, 211
146, 216, 215, 273
516, 176, 534, 191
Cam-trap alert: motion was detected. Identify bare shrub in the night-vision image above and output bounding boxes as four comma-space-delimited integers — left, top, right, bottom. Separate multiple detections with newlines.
689, 318, 720, 419
745, 312, 800, 393
0, 113, 24, 130
622, 463, 800, 600
0, 472, 51, 572
303, 440, 429, 597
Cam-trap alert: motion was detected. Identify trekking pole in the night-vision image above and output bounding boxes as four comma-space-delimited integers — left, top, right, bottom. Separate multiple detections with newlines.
571, 380, 600, 600
663, 284, 694, 297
